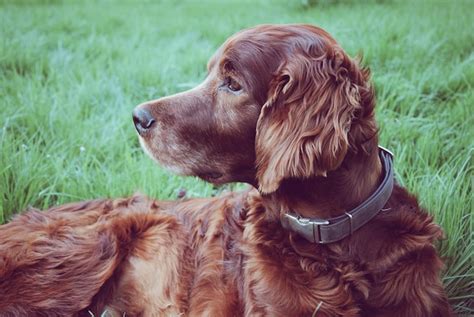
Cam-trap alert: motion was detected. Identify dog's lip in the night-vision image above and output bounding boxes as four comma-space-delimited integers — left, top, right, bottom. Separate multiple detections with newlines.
204, 172, 224, 179
198, 172, 224, 181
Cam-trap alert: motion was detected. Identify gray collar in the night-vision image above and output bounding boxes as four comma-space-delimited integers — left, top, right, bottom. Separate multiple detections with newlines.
281, 146, 394, 244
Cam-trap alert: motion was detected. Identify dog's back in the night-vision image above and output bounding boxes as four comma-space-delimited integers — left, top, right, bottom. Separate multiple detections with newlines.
0, 192, 246, 316
0, 196, 183, 316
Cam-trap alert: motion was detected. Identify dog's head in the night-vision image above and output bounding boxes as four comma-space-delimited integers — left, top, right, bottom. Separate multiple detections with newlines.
133, 24, 376, 193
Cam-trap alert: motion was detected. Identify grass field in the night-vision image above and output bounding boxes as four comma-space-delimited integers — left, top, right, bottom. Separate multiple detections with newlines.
1, 0, 473, 313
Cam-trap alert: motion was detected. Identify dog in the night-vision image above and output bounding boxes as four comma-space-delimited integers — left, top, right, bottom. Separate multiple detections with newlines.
0, 24, 452, 317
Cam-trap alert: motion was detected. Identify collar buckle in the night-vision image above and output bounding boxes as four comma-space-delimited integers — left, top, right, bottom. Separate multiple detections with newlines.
282, 213, 330, 243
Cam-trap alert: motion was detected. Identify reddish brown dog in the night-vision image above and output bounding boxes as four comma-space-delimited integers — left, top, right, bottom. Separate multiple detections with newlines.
0, 25, 452, 316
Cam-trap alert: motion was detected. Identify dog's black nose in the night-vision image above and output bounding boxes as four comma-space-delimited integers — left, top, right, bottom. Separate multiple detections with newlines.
133, 108, 156, 135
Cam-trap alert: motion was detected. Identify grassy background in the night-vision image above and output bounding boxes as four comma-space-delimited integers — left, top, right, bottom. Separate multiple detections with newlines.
1, 0, 472, 313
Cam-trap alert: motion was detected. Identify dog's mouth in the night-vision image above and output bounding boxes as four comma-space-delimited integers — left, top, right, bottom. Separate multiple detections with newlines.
198, 171, 224, 183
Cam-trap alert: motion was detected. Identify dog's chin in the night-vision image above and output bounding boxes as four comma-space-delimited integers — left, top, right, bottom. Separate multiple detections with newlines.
139, 138, 187, 175
139, 138, 229, 183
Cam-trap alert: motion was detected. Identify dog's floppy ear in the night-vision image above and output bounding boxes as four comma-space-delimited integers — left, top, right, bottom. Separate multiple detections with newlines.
255, 47, 364, 193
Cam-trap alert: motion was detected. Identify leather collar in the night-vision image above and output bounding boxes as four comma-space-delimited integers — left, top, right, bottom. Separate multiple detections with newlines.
281, 146, 394, 244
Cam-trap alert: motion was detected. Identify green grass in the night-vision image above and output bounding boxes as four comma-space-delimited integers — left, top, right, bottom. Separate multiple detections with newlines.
1, 0, 472, 313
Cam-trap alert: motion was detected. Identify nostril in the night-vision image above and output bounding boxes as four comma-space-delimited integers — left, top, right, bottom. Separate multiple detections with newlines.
132, 108, 156, 134
143, 117, 156, 129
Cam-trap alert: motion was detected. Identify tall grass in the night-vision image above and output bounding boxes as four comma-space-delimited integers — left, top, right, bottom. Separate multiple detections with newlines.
1, 0, 472, 313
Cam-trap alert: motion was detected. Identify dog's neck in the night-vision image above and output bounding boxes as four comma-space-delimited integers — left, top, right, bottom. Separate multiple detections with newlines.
262, 143, 383, 221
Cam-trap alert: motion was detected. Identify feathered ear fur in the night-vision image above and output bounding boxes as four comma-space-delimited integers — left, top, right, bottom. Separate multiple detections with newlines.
255, 46, 371, 194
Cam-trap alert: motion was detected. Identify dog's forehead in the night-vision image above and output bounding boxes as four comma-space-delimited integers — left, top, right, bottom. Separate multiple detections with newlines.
206, 32, 260, 73
208, 27, 281, 64
206, 40, 271, 81
215, 31, 285, 74
210, 25, 338, 71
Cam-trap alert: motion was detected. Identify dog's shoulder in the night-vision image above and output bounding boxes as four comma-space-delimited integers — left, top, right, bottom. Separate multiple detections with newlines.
351, 184, 443, 261
352, 185, 451, 316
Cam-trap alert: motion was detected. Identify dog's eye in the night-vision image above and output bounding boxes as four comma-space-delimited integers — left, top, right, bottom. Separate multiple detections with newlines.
226, 77, 242, 92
